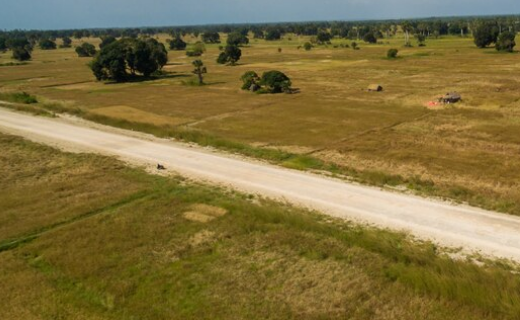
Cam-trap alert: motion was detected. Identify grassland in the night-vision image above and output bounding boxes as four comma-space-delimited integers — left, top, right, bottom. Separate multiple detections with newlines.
0, 34, 519, 216
3, 133, 520, 319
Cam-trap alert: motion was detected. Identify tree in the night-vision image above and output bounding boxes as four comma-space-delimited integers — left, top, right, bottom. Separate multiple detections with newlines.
186, 42, 206, 57
39, 39, 57, 50
89, 38, 168, 82
473, 22, 499, 48
227, 32, 249, 46
260, 71, 292, 93
417, 34, 426, 47
202, 32, 220, 43
402, 21, 413, 47
303, 42, 313, 51
168, 36, 187, 50
192, 60, 207, 85
12, 47, 31, 61
75, 43, 96, 57
60, 37, 72, 48
99, 36, 117, 49
496, 31, 516, 52
363, 32, 377, 44
316, 30, 332, 44
240, 71, 260, 90
387, 48, 399, 58
0, 37, 6, 52
265, 29, 282, 41
217, 45, 241, 65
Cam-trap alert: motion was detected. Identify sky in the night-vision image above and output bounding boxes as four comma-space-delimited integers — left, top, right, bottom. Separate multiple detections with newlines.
1, 0, 519, 30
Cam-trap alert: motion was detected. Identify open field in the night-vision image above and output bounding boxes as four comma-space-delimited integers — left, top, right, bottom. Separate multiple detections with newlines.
0, 34, 520, 217
3, 133, 520, 319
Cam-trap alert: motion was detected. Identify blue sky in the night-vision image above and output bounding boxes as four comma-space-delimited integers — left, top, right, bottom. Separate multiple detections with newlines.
1, 0, 519, 30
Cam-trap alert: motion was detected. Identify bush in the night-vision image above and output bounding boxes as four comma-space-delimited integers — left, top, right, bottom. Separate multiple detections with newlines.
351, 42, 359, 50
186, 42, 206, 57
75, 43, 96, 57
39, 39, 57, 50
60, 37, 72, 48
496, 31, 516, 52
260, 70, 292, 93
240, 71, 260, 90
0, 92, 37, 104
100, 36, 117, 49
303, 42, 313, 51
387, 48, 399, 58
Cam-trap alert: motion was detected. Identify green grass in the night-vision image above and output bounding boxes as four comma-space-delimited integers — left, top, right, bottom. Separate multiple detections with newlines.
2, 133, 520, 319
0, 91, 38, 104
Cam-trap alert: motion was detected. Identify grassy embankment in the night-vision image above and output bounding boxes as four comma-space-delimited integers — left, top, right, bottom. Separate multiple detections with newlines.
1, 133, 520, 319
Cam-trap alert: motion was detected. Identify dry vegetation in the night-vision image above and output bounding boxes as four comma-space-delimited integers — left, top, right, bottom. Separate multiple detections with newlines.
3, 133, 520, 319
0, 34, 519, 216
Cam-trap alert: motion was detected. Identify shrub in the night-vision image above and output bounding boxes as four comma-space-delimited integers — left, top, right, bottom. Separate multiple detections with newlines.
387, 48, 399, 58
260, 70, 292, 93
186, 42, 206, 57
304, 42, 313, 51
351, 42, 359, 50
240, 71, 260, 90
363, 32, 377, 44
60, 37, 72, 48
201, 32, 220, 44
39, 39, 57, 50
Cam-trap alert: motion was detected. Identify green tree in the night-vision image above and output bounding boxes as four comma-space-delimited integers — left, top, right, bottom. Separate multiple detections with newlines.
417, 34, 426, 47
89, 38, 167, 82
202, 32, 220, 43
260, 71, 292, 93
0, 37, 6, 52
227, 32, 249, 46
12, 47, 31, 61
186, 42, 206, 57
363, 32, 377, 44
316, 31, 332, 44
240, 71, 260, 90
303, 42, 313, 51
496, 31, 516, 52
265, 29, 282, 41
75, 43, 96, 57
192, 60, 207, 85
61, 37, 72, 48
39, 39, 57, 50
168, 36, 187, 50
473, 22, 499, 48
217, 45, 242, 65
100, 36, 117, 49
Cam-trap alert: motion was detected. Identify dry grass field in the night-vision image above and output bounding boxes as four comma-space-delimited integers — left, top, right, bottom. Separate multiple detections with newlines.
1, 34, 519, 215
3, 133, 520, 319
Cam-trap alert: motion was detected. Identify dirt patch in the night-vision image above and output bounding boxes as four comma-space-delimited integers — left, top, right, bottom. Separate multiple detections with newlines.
90, 105, 192, 126
190, 230, 216, 246
183, 204, 228, 223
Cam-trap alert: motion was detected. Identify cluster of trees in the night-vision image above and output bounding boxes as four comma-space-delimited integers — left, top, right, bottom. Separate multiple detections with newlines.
89, 38, 167, 81
241, 70, 292, 93
473, 22, 516, 51
216, 32, 248, 65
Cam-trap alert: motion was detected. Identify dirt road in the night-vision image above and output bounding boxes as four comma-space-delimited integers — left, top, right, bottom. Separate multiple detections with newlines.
2, 107, 520, 261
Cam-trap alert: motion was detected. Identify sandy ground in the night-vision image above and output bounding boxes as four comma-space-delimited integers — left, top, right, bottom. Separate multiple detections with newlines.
2, 107, 520, 262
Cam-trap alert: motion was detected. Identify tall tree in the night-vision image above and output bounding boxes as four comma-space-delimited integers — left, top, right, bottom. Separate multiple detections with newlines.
192, 60, 207, 85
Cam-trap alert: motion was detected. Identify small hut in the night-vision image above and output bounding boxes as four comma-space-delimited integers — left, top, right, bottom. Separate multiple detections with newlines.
367, 84, 383, 92
439, 92, 462, 104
